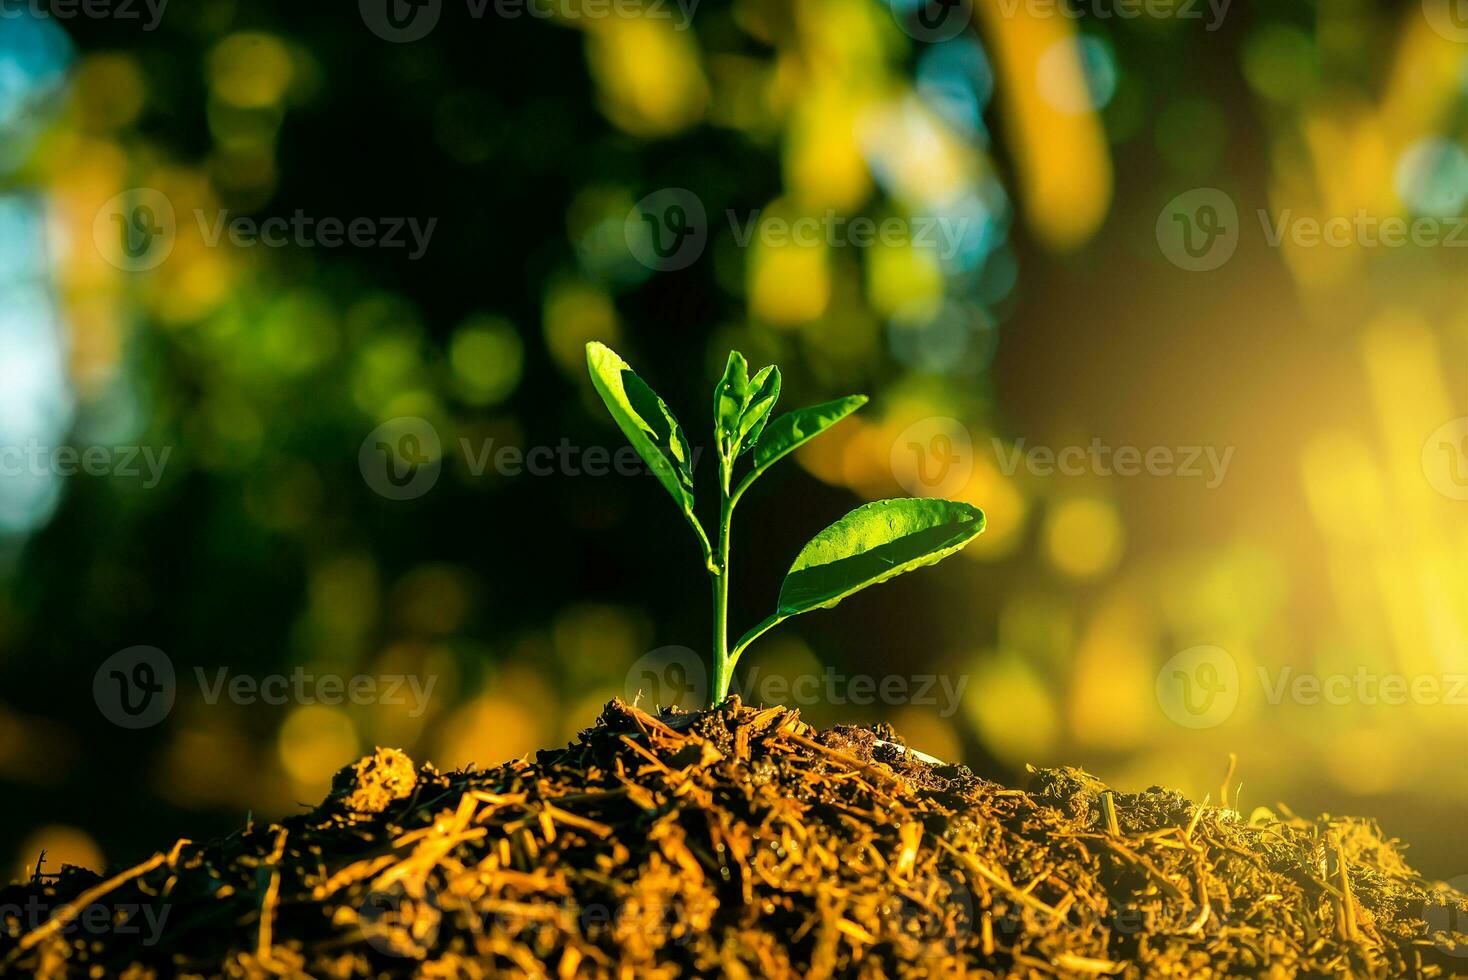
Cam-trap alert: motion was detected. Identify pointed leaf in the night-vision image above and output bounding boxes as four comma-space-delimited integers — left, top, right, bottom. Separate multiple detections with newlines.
714, 351, 750, 459
738, 365, 781, 453
586, 342, 695, 510
776, 498, 984, 616
751, 395, 868, 472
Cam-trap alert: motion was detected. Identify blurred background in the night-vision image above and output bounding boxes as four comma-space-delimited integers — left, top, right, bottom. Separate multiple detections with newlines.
0, 0, 1464, 883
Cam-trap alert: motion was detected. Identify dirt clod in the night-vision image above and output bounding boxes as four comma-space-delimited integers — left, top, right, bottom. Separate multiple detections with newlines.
330, 746, 419, 816
1, 697, 1463, 977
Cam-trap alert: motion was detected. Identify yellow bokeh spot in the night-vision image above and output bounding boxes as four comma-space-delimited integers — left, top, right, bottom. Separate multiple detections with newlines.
866, 237, 943, 319
585, 19, 708, 136
544, 280, 620, 375
436, 669, 554, 769
74, 55, 146, 131
748, 206, 831, 326
1067, 595, 1154, 750
1300, 430, 1385, 545
450, 316, 524, 406
209, 33, 295, 110
784, 84, 872, 211
278, 705, 359, 791
963, 651, 1058, 764
974, 4, 1111, 249
858, 96, 974, 207
553, 604, 647, 684
17, 826, 104, 879
889, 707, 963, 765
959, 458, 1028, 562
1044, 497, 1124, 580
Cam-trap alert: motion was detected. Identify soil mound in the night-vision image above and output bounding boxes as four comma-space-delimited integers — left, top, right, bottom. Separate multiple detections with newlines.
2, 697, 1464, 977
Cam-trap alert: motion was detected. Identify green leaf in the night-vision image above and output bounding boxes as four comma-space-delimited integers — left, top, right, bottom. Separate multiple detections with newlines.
776, 498, 984, 616
586, 342, 696, 510
738, 365, 781, 453
714, 351, 750, 459
743, 395, 867, 481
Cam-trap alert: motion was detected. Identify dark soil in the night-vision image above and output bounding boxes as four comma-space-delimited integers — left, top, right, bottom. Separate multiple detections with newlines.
2, 697, 1465, 977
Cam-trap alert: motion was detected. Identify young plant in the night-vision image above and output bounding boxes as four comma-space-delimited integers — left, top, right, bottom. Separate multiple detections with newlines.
586, 342, 985, 706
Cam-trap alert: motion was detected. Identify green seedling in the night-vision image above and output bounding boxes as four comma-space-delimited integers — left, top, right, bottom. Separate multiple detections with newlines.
586, 342, 985, 706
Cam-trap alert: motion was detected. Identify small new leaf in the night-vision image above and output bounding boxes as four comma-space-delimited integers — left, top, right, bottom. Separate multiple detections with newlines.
734, 395, 867, 499
776, 498, 985, 617
714, 351, 750, 460
738, 365, 781, 453
715, 353, 781, 460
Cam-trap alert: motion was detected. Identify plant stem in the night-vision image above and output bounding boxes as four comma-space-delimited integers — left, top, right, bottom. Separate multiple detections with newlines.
711, 455, 734, 703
